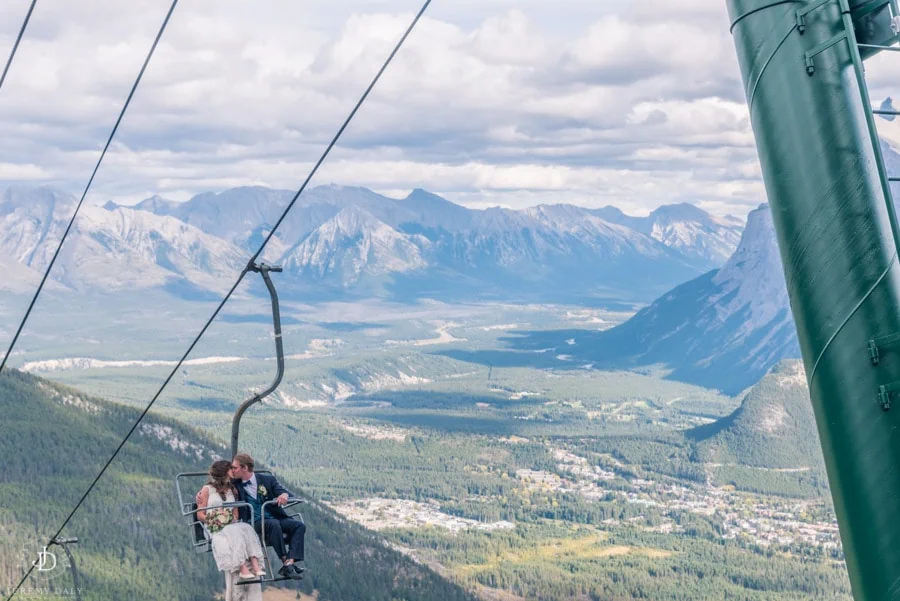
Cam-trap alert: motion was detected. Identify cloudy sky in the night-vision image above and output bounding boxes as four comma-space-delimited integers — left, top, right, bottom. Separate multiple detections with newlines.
0, 0, 897, 218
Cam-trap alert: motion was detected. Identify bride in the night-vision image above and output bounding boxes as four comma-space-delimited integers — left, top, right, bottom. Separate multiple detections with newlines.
197, 460, 266, 582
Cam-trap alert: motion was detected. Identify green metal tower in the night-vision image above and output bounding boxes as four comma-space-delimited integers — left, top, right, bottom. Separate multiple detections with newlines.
725, 0, 900, 599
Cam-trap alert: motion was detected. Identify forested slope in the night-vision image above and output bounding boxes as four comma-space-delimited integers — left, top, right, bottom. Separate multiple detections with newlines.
0, 370, 475, 601
689, 360, 829, 496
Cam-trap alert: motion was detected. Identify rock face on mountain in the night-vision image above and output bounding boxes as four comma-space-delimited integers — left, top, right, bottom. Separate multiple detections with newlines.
595, 203, 744, 268
690, 360, 824, 473
447, 203, 796, 394
4, 184, 743, 303
586, 204, 799, 394
282, 206, 429, 288
577, 142, 900, 393
0, 187, 245, 295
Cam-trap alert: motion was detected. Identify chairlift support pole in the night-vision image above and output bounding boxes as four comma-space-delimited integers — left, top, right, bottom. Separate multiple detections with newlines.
231, 262, 285, 458
725, 1, 900, 599
50, 537, 82, 601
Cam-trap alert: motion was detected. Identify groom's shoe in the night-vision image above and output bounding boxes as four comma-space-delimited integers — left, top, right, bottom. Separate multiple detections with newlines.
279, 565, 295, 579
287, 563, 305, 580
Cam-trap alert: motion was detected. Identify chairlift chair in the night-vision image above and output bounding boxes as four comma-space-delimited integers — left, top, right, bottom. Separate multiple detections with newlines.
175, 470, 306, 585
173, 262, 307, 585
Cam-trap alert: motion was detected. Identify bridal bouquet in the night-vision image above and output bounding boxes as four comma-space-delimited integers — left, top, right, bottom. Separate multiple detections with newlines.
206, 509, 234, 534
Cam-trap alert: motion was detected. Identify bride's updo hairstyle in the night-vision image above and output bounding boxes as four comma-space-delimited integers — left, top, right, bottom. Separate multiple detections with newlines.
207, 460, 234, 497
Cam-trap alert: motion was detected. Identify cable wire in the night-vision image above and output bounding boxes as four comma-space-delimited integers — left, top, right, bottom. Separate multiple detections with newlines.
0, 0, 37, 93
3, 1, 432, 598
0, 0, 180, 374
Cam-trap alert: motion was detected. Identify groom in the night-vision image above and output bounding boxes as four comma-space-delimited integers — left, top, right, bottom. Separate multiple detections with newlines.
231, 453, 306, 580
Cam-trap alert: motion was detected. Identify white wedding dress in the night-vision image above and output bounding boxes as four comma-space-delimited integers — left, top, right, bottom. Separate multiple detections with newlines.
203, 485, 265, 601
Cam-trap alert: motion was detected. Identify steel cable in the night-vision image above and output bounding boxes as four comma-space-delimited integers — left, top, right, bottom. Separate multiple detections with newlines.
0, 0, 180, 374
0, 0, 38, 93
3, 1, 432, 598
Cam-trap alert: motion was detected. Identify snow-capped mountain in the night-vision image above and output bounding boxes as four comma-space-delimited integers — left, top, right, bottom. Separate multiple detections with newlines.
0, 256, 49, 293
107, 185, 421, 251
98, 185, 743, 301
68, 206, 246, 292
3, 183, 744, 303
585, 204, 799, 394
593, 203, 744, 268
0, 186, 76, 267
282, 206, 429, 287
0, 187, 245, 294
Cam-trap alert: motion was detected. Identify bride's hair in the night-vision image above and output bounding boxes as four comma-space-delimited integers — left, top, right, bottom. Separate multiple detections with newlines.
207, 460, 234, 497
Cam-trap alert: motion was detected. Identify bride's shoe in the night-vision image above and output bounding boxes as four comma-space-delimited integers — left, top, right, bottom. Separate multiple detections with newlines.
253, 569, 266, 577
238, 571, 256, 581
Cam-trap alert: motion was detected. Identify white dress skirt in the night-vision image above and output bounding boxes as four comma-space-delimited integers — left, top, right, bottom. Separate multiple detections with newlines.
203, 485, 265, 601
204, 485, 265, 572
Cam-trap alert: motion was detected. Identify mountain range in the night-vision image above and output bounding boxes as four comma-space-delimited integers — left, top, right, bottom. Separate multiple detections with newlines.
483, 141, 900, 394
594, 139, 900, 393
5, 138, 899, 394
585, 203, 800, 394
1, 184, 743, 303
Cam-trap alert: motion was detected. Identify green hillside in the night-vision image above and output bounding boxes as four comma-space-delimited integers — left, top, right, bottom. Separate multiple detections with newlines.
689, 360, 830, 496
0, 369, 476, 601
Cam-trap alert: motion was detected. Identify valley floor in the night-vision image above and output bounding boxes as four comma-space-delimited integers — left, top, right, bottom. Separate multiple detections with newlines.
17, 301, 850, 601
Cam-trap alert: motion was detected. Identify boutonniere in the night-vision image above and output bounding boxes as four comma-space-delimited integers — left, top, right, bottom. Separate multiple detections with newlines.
257, 485, 268, 498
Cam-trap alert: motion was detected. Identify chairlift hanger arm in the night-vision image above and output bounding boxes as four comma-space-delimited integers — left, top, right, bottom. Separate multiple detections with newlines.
50, 538, 82, 601
231, 262, 285, 457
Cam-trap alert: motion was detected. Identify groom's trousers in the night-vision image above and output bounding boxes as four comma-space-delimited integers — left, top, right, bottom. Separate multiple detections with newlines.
254, 518, 306, 561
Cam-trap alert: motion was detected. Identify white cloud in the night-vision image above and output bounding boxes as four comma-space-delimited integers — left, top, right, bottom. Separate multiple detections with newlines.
0, 0, 763, 219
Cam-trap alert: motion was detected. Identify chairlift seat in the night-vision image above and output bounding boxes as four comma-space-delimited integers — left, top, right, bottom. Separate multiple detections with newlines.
176, 470, 307, 582
189, 502, 212, 553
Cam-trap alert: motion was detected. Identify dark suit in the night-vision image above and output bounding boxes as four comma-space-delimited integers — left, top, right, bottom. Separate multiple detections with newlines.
233, 473, 306, 562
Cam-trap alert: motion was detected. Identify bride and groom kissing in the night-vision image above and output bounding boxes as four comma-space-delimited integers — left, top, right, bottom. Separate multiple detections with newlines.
196, 453, 306, 582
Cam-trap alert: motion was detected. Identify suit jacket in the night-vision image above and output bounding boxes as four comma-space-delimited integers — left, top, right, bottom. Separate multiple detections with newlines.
232, 473, 293, 523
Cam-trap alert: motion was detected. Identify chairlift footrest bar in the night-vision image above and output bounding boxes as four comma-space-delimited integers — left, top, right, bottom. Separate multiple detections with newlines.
874, 109, 900, 116
868, 332, 900, 364
878, 382, 900, 410
235, 576, 298, 586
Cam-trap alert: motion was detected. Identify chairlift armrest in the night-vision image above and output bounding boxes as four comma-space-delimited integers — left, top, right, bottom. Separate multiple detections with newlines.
287, 510, 305, 522
184, 500, 256, 521
258, 497, 306, 524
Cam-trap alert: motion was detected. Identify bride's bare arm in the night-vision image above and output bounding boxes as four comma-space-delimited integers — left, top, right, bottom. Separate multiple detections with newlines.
196, 486, 209, 522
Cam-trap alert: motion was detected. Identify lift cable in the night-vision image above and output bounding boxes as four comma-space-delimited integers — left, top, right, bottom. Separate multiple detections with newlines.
3, 1, 432, 599
0, 0, 38, 93
0, 0, 180, 374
